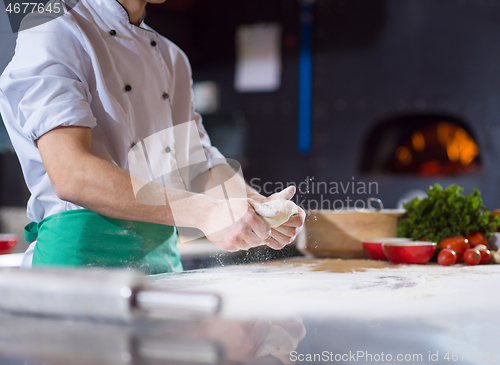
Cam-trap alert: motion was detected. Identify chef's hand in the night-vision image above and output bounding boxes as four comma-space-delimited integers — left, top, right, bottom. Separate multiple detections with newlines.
252, 186, 306, 250
201, 198, 271, 252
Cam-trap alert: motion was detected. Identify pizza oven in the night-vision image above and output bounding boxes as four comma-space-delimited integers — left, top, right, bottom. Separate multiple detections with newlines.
360, 114, 481, 176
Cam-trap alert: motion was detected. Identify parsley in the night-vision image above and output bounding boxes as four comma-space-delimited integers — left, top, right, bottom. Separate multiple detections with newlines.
397, 183, 500, 244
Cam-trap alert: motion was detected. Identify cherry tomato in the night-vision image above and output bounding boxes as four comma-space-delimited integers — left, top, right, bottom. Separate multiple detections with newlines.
466, 232, 489, 249
463, 249, 481, 265
437, 249, 457, 266
473, 245, 492, 264
439, 237, 470, 263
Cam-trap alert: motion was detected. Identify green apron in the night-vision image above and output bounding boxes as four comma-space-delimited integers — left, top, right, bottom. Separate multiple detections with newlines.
25, 209, 183, 275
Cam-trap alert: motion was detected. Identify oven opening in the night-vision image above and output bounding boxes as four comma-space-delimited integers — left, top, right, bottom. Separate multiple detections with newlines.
360, 114, 481, 176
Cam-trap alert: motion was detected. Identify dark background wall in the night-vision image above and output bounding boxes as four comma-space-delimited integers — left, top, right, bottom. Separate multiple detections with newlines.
2, 0, 500, 210
146, 0, 306, 188
146, 0, 500, 210
0, 2, 29, 207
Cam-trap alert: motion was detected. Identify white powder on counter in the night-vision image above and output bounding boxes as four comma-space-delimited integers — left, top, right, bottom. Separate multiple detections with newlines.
150, 258, 500, 321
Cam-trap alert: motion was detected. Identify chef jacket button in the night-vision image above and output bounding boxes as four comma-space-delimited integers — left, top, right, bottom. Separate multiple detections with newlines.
109, 29, 117, 36
125, 85, 132, 92
151, 40, 157, 47
162, 92, 169, 100
164, 146, 171, 153
131, 143, 138, 151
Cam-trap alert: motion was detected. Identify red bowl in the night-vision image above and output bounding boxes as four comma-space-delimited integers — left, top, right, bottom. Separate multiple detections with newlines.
382, 240, 436, 265
0, 234, 18, 255
362, 238, 410, 260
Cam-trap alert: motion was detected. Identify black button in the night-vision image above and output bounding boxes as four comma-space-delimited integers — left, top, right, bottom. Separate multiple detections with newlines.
125, 85, 132, 92
162, 92, 169, 100
151, 41, 157, 47
109, 29, 117, 36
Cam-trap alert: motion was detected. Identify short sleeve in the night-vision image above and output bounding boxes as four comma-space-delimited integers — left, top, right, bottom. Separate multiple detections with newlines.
0, 16, 96, 145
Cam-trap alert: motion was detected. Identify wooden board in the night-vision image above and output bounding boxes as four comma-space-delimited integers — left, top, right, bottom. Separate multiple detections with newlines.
299, 210, 404, 258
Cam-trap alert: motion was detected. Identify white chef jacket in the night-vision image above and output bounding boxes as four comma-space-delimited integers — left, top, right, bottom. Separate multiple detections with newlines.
0, 0, 226, 223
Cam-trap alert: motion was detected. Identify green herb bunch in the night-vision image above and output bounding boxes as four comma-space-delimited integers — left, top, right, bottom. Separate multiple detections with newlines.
397, 183, 499, 244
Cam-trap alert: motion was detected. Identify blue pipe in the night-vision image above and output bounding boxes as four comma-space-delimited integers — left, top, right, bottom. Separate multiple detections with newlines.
298, 2, 313, 154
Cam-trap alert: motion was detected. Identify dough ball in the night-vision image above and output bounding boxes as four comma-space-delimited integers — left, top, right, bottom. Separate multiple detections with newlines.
254, 199, 299, 228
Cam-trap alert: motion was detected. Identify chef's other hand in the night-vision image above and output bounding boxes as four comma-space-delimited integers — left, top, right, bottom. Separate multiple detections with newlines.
262, 186, 306, 250
202, 198, 271, 252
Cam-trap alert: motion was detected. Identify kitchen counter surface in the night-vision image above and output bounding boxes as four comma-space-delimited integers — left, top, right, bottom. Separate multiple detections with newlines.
1, 259, 499, 365
152, 257, 500, 319
151, 258, 500, 364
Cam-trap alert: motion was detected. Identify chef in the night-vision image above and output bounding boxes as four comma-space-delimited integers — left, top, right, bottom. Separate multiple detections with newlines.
0, 0, 305, 274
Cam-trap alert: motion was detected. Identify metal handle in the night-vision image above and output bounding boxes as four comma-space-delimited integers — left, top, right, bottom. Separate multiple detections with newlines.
367, 198, 384, 211
136, 290, 222, 320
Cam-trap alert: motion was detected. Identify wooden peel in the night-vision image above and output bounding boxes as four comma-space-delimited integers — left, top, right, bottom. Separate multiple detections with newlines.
300, 209, 404, 259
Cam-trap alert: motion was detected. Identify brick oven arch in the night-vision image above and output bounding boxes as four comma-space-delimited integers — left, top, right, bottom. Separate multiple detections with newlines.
359, 114, 482, 176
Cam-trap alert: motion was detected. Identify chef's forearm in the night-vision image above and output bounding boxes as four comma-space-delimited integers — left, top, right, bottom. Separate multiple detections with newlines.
58, 154, 213, 227
37, 126, 214, 228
